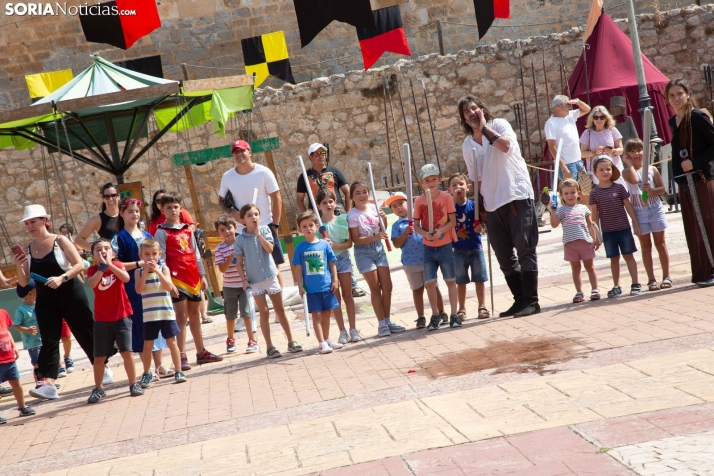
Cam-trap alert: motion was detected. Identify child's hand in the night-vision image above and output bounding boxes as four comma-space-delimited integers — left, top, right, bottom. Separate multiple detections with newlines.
406, 225, 414, 235
200, 276, 208, 291
146, 260, 157, 272
331, 280, 339, 294
242, 281, 248, 291
635, 224, 642, 236
379, 210, 387, 221
170, 286, 179, 298
29, 326, 37, 336
379, 231, 388, 241
642, 183, 651, 192
324, 237, 333, 246
424, 232, 435, 241
475, 223, 486, 233
97, 252, 107, 265
14, 349, 19, 361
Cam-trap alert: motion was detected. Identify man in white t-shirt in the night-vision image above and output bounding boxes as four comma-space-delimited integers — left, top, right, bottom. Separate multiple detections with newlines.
458, 95, 540, 318
544, 95, 591, 180
219, 140, 286, 287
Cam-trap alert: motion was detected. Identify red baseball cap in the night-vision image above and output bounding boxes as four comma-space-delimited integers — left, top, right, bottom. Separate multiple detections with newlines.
231, 140, 251, 152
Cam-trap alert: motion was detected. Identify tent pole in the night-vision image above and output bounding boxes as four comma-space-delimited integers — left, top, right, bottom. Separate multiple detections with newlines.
582, 45, 591, 106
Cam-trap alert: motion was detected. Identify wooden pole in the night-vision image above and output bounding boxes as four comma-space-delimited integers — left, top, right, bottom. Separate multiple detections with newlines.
436, 20, 445, 56
264, 150, 298, 283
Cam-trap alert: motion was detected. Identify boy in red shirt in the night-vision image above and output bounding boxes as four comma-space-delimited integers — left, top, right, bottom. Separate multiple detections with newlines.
86, 239, 143, 403
0, 308, 35, 423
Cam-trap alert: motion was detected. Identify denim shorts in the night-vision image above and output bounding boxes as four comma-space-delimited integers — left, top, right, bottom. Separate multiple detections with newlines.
559, 161, 586, 181
602, 228, 638, 258
424, 243, 456, 283
0, 362, 19, 383
335, 251, 353, 274
223, 286, 250, 321
306, 291, 339, 313
454, 247, 488, 285
28, 347, 41, 366
354, 241, 389, 274
635, 204, 667, 235
144, 320, 180, 341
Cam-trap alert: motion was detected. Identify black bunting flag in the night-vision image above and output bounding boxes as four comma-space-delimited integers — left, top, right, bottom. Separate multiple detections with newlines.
79, 0, 161, 50
356, 6, 411, 70
473, 0, 510, 39
114, 55, 164, 78
241, 31, 295, 87
293, 0, 377, 47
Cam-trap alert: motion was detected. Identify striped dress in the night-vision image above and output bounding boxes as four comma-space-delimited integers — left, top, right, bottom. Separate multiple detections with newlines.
140, 263, 175, 322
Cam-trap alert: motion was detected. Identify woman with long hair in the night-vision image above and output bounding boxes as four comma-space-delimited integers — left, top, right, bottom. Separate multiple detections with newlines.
580, 105, 625, 199
74, 183, 121, 250
666, 79, 714, 287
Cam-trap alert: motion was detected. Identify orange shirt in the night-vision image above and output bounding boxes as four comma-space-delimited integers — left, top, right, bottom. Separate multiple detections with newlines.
413, 191, 456, 247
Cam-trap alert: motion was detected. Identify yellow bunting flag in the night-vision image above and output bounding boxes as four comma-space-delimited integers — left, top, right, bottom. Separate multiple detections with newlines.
25, 69, 74, 99
241, 31, 295, 88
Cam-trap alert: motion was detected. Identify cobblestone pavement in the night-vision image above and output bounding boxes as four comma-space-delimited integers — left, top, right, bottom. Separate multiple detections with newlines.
2, 212, 714, 475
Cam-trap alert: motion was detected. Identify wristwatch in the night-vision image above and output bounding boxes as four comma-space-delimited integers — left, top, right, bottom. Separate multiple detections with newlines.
269, 223, 279, 229
62, 274, 69, 282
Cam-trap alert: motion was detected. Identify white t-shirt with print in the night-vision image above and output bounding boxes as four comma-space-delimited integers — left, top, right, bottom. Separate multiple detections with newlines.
545, 109, 582, 165
219, 164, 279, 232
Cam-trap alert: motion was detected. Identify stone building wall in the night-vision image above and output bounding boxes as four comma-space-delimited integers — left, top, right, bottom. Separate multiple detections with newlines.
2, 4, 714, 262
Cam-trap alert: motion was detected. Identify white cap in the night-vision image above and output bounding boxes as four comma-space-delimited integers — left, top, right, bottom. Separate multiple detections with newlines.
20, 204, 51, 223
308, 143, 327, 155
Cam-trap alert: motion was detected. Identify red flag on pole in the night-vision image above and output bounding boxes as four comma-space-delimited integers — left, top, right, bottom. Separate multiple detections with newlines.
474, 0, 510, 39
356, 6, 411, 70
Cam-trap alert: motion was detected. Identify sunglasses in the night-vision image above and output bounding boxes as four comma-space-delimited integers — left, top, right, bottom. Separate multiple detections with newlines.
593, 115, 606, 120
102, 193, 119, 199
311, 151, 327, 157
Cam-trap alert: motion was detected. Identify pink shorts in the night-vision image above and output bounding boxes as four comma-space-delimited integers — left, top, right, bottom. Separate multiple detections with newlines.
564, 239, 596, 262
61, 319, 71, 339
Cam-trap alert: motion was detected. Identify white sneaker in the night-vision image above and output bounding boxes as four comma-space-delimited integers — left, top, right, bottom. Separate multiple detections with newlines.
377, 325, 391, 337
349, 329, 364, 342
29, 383, 59, 400
326, 339, 343, 350
338, 330, 349, 345
102, 366, 114, 385
234, 320, 246, 332
318, 342, 333, 354
57, 367, 67, 379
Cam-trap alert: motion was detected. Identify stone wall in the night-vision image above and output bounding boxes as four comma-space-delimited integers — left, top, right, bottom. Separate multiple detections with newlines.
2, 4, 714, 263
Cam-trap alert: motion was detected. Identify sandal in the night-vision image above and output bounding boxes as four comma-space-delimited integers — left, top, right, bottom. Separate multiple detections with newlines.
590, 289, 601, 301
630, 283, 642, 296
572, 292, 585, 303
267, 346, 282, 359
477, 307, 490, 319
647, 279, 659, 291
287, 341, 303, 353
457, 309, 467, 320
352, 286, 367, 297
156, 364, 174, 379
660, 277, 673, 289
607, 286, 623, 298
201, 316, 213, 324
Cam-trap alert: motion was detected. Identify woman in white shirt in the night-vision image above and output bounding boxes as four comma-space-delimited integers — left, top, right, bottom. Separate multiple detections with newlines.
458, 95, 540, 318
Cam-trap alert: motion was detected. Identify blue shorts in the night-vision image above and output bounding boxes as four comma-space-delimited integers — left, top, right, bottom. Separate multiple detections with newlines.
424, 243, 456, 283
143, 320, 180, 341
558, 161, 586, 181
603, 228, 637, 258
0, 361, 20, 383
28, 347, 41, 366
335, 251, 353, 274
635, 204, 667, 235
354, 241, 389, 274
306, 291, 339, 313
454, 247, 488, 285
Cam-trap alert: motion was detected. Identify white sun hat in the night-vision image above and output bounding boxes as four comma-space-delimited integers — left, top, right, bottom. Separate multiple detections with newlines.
20, 204, 51, 223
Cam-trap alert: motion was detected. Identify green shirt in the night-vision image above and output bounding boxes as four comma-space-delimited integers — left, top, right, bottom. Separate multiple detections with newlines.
323, 215, 349, 256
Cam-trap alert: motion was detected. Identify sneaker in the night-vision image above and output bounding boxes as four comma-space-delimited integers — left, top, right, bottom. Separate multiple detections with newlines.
130, 383, 144, 397
427, 315, 441, 331
29, 383, 59, 400
0, 386, 13, 395
57, 367, 67, 379
387, 322, 406, 333
0, 416, 5, 424
338, 330, 349, 345
35, 378, 46, 389
86, 388, 105, 404
326, 339, 343, 350
349, 329, 364, 342
196, 349, 223, 364
449, 314, 463, 328
246, 340, 259, 353
180, 353, 192, 371
439, 312, 449, 325
174, 371, 187, 383
139, 372, 153, 389
102, 366, 113, 385
19, 405, 35, 417
415, 316, 426, 329
234, 319, 246, 332
377, 324, 391, 337
318, 342, 333, 354
64, 357, 75, 373
226, 338, 237, 353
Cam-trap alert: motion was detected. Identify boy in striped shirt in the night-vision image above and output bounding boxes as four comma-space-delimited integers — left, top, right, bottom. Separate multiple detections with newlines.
215, 215, 258, 354
135, 239, 187, 386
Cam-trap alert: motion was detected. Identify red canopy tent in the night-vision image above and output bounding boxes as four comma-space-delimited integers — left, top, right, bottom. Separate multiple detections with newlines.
568, 13, 673, 144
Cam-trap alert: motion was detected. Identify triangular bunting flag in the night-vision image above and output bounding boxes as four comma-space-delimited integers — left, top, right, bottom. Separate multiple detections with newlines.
241, 31, 296, 88
474, 0, 510, 39
114, 55, 163, 78
79, 0, 161, 50
25, 69, 74, 99
293, 0, 377, 47
356, 5, 411, 70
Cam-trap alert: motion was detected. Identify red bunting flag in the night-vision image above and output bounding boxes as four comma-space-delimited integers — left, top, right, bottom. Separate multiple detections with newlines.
79, 0, 161, 50
474, 0, 510, 39
356, 6, 411, 70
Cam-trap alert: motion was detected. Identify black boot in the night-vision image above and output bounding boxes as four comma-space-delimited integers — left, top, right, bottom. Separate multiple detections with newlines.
499, 273, 524, 317
515, 270, 540, 317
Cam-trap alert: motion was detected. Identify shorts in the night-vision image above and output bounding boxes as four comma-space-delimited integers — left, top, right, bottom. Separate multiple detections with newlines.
251, 276, 281, 296
0, 362, 20, 383
454, 247, 489, 284
269, 225, 286, 266
171, 288, 203, 303
602, 228, 638, 258
223, 286, 250, 321
559, 161, 586, 181
306, 291, 339, 313
144, 320, 181, 341
354, 241, 389, 274
424, 243, 456, 283
61, 318, 71, 339
563, 239, 596, 262
635, 204, 667, 235
28, 347, 41, 366
335, 251, 353, 274
403, 264, 427, 290
94, 317, 133, 357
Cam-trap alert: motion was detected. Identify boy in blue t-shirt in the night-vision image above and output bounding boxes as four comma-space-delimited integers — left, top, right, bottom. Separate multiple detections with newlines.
387, 192, 445, 329
292, 210, 342, 355
449, 174, 489, 319
12, 280, 43, 386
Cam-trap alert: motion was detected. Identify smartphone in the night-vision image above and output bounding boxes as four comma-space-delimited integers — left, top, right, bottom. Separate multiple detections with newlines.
11, 244, 25, 257
30, 272, 48, 284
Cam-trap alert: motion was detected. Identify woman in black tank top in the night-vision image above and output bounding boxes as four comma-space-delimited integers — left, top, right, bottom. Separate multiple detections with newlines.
13, 204, 95, 400
75, 183, 120, 250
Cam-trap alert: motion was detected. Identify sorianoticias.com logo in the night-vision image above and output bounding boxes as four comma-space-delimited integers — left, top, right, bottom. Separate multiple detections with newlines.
4, 3, 136, 16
